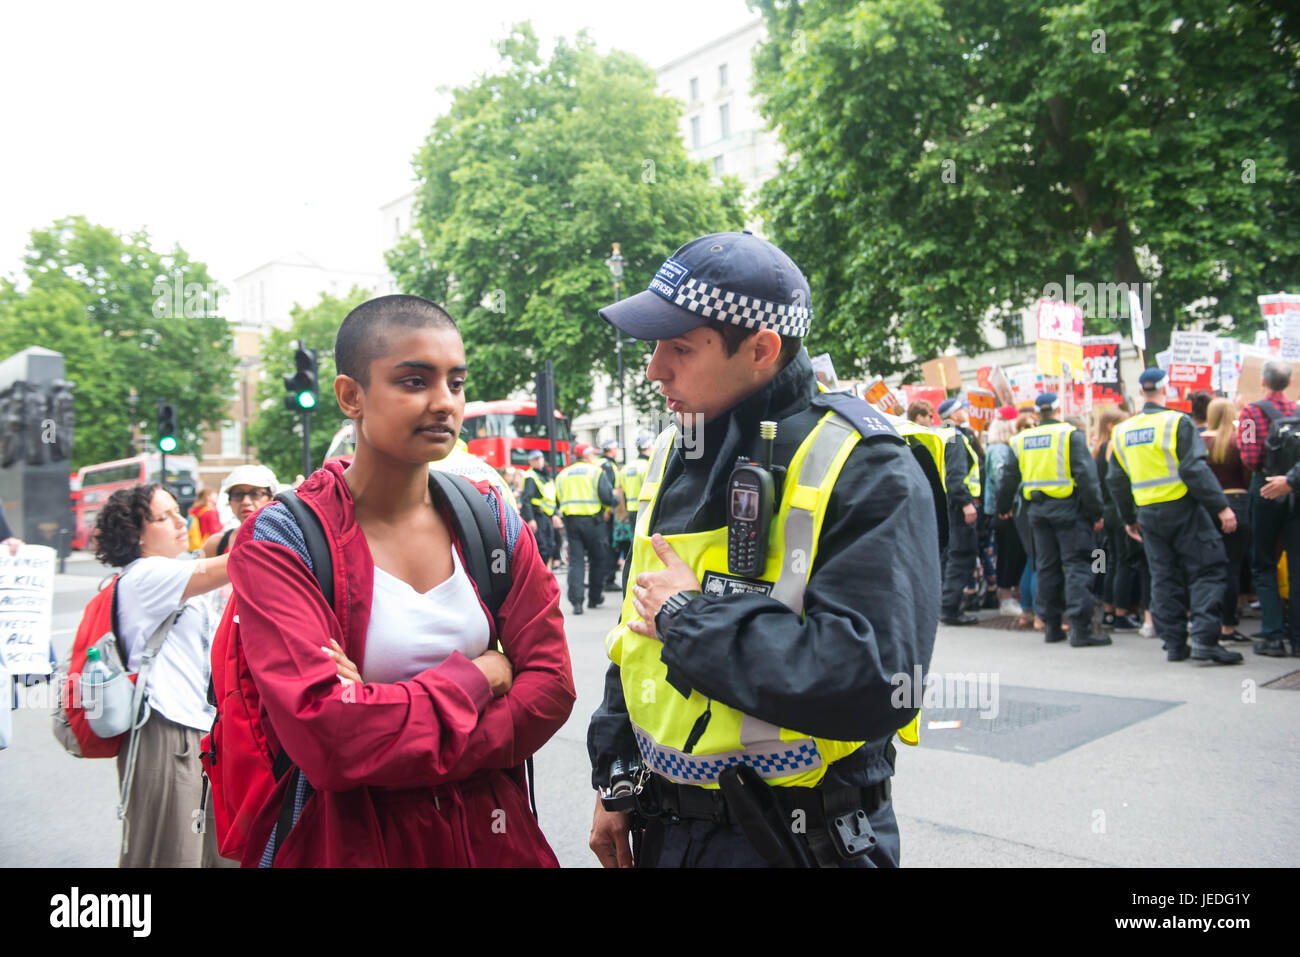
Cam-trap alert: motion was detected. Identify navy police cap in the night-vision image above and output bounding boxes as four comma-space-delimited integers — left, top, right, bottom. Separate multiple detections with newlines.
1035, 392, 1060, 410
599, 232, 812, 341
1139, 368, 1168, 390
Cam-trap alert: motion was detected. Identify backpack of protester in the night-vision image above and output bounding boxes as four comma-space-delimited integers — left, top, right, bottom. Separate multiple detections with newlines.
1255, 400, 1300, 476
200, 473, 516, 865
51, 574, 183, 819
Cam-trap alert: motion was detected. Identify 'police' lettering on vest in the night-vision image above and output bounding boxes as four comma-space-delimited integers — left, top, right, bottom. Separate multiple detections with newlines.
1125, 428, 1156, 446
1022, 435, 1052, 450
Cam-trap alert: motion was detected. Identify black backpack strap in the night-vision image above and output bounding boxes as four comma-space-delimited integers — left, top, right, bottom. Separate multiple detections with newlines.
217, 528, 235, 556
428, 471, 511, 621
273, 490, 334, 610
1254, 399, 1281, 423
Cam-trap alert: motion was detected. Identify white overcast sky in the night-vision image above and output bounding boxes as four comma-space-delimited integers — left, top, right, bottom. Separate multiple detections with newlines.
1, 0, 755, 289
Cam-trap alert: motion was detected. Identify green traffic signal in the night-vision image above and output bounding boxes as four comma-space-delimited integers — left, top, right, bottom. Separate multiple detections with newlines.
159, 436, 177, 452
297, 391, 317, 410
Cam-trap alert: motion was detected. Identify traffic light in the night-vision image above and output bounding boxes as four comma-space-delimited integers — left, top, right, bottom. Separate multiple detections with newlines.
283, 341, 319, 412
157, 401, 178, 453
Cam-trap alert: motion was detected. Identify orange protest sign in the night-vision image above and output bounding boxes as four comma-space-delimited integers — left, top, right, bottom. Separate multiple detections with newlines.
967, 389, 996, 432
862, 377, 904, 416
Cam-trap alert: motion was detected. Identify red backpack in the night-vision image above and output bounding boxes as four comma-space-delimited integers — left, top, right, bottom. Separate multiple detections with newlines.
53, 576, 179, 761
200, 476, 515, 865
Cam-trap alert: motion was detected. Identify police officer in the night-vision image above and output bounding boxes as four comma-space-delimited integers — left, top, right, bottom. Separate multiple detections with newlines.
996, 392, 1108, 646
520, 448, 560, 571
587, 231, 938, 868
1108, 369, 1241, 664
599, 438, 624, 591
937, 396, 982, 625
557, 444, 617, 615
617, 435, 654, 590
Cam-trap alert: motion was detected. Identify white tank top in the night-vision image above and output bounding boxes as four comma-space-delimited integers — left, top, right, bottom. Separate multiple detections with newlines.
362, 546, 491, 684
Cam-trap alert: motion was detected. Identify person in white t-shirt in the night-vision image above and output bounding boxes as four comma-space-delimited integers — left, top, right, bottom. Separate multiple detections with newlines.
93, 482, 232, 867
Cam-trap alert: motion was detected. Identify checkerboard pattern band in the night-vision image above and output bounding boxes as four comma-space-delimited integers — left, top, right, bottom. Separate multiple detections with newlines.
673, 278, 812, 338
634, 727, 822, 784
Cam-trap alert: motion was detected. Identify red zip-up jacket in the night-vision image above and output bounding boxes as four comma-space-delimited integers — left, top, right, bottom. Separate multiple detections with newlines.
225, 461, 575, 867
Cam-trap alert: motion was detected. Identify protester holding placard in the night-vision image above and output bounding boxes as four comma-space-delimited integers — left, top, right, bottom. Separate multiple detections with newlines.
93, 484, 233, 866
1093, 409, 1143, 632
983, 412, 1026, 618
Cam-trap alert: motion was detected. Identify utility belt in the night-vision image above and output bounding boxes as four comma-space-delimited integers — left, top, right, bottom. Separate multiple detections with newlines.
603, 760, 888, 866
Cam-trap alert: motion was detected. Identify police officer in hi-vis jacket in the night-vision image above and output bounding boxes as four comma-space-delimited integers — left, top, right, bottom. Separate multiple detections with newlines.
586, 232, 938, 868
996, 392, 1108, 647
1108, 368, 1241, 664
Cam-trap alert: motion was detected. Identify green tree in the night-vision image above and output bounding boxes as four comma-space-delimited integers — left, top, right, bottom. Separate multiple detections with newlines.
388, 24, 746, 417
245, 287, 368, 481
752, 0, 1300, 374
0, 216, 237, 467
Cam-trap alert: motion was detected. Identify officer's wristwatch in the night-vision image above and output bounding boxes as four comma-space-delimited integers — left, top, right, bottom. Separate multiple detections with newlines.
655, 590, 702, 637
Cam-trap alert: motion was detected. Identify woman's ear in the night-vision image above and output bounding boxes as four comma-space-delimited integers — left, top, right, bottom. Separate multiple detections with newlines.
335, 374, 363, 419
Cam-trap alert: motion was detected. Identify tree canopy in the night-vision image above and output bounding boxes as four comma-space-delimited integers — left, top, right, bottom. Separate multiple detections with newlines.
752, 0, 1300, 374
388, 24, 746, 417
0, 216, 237, 468
246, 286, 368, 482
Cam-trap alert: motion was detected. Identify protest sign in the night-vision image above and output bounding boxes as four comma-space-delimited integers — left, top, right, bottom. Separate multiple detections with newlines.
810, 353, 840, 391
1236, 356, 1300, 403
0, 545, 56, 677
1082, 334, 1123, 406
921, 356, 961, 391
1129, 288, 1146, 351
862, 377, 904, 416
1168, 330, 1218, 366
1168, 363, 1215, 397
1036, 299, 1083, 376
987, 366, 1015, 407
1281, 315, 1300, 362
901, 385, 946, 423
967, 389, 996, 432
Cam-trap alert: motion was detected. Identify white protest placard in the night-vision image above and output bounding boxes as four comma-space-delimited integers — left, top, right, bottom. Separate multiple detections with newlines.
1155, 349, 1172, 371
1168, 330, 1217, 366
0, 545, 56, 676
1281, 315, 1300, 362
1129, 289, 1146, 350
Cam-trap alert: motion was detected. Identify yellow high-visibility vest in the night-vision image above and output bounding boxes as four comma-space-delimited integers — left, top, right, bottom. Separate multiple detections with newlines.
1011, 421, 1077, 499
527, 471, 557, 517
556, 463, 602, 516
621, 459, 648, 513
606, 415, 920, 791
939, 427, 982, 500
1110, 410, 1189, 506
895, 420, 948, 493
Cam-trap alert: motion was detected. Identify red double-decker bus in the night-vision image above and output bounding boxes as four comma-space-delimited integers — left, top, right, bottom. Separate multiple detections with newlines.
460, 400, 572, 469
323, 400, 571, 470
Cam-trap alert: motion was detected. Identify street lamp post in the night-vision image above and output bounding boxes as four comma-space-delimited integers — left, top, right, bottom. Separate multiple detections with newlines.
605, 243, 626, 462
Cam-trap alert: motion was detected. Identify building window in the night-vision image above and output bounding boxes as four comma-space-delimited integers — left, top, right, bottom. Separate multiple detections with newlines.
713, 155, 724, 175
719, 104, 731, 139
690, 116, 701, 149
221, 421, 241, 459
393, 216, 401, 240
689, 76, 699, 102
718, 63, 728, 88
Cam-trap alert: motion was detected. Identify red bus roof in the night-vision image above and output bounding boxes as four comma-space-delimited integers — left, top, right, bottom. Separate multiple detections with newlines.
462, 400, 566, 418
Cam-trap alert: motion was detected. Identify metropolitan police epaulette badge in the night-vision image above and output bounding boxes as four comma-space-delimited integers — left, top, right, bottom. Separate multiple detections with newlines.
811, 392, 904, 443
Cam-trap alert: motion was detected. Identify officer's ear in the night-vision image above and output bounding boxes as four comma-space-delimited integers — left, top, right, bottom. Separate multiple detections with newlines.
750, 328, 783, 371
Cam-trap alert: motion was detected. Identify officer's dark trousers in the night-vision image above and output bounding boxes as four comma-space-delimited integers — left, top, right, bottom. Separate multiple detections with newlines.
563, 514, 606, 609
532, 516, 556, 563
636, 799, 900, 869
1101, 510, 1142, 611
1137, 496, 1226, 651
941, 502, 979, 616
1221, 491, 1251, 628
1028, 503, 1095, 631
1248, 474, 1300, 641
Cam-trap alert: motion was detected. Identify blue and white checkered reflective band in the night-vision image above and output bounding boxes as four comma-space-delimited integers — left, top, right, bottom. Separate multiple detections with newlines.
633, 726, 822, 785
672, 278, 811, 338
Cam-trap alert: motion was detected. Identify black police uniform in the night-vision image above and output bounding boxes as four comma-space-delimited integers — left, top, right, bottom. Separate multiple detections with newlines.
996, 413, 1105, 642
564, 465, 617, 611
588, 352, 939, 867
940, 425, 980, 620
519, 466, 556, 563
1107, 402, 1233, 660
599, 453, 620, 589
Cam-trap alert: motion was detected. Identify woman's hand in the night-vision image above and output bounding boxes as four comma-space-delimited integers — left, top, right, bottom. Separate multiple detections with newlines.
472, 649, 514, 697
323, 638, 362, 685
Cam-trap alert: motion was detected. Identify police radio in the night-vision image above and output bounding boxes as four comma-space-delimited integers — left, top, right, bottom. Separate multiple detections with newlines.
727, 420, 778, 577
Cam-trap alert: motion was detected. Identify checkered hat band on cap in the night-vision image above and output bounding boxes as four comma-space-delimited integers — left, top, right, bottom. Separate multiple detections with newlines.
673, 277, 811, 338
